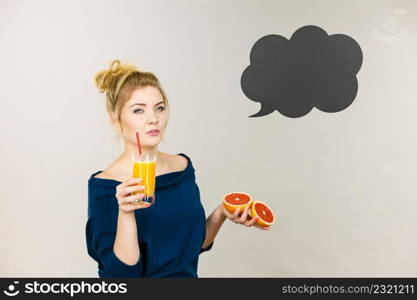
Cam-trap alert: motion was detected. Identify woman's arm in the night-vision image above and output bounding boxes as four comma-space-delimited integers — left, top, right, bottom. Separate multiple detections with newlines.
201, 201, 271, 249
112, 177, 151, 266
114, 210, 141, 265
202, 204, 226, 249
89, 209, 144, 277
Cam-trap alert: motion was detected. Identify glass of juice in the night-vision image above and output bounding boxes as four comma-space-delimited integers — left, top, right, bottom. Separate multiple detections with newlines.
131, 152, 156, 205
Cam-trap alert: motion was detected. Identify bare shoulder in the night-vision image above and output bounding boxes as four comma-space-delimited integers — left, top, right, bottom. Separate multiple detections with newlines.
168, 153, 188, 172
93, 170, 120, 181
93, 165, 126, 182
93, 170, 112, 179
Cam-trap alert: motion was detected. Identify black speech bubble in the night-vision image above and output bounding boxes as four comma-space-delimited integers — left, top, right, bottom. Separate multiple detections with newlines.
241, 25, 363, 118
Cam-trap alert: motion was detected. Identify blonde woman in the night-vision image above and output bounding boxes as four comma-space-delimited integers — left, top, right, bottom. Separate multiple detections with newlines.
86, 59, 269, 278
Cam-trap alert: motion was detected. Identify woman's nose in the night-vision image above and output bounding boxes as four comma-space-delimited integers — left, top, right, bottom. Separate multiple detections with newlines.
147, 111, 158, 123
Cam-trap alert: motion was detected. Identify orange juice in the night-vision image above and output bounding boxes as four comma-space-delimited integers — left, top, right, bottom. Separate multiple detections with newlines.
132, 160, 156, 203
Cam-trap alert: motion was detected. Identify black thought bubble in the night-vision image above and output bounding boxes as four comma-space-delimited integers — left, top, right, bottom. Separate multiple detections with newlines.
241, 25, 363, 118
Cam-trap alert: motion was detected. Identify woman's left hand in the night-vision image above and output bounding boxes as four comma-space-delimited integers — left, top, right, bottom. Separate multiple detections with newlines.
220, 205, 271, 230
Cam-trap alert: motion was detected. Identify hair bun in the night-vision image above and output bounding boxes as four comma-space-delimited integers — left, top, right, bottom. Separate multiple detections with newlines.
94, 59, 138, 94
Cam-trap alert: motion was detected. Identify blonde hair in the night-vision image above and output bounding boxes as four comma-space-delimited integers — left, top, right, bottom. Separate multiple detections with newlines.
94, 59, 169, 136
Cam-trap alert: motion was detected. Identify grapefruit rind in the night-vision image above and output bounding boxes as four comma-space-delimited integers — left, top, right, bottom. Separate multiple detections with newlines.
222, 192, 253, 214
250, 200, 275, 227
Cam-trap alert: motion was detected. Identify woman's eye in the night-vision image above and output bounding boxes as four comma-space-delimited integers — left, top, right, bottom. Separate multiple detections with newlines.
133, 107, 165, 114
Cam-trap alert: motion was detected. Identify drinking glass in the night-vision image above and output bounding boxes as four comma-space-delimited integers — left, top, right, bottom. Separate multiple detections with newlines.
131, 152, 156, 204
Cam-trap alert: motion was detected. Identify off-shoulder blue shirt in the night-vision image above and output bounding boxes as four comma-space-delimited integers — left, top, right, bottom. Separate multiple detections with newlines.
86, 153, 213, 278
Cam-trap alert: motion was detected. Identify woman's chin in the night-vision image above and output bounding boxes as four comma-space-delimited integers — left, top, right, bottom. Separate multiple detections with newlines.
145, 137, 162, 146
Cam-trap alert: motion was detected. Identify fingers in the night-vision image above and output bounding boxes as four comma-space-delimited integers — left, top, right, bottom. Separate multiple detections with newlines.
222, 205, 271, 230
244, 215, 259, 227
230, 208, 242, 224
116, 183, 145, 199
223, 206, 249, 223
119, 201, 152, 213
119, 192, 152, 212
238, 206, 250, 223
117, 177, 142, 191
115, 177, 153, 213
123, 193, 146, 204
123, 185, 146, 196
221, 205, 235, 219
132, 201, 152, 209
229, 207, 241, 222
232, 207, 241, 218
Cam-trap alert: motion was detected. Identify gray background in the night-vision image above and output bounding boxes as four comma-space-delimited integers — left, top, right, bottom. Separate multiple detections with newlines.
0, 0, 416, 277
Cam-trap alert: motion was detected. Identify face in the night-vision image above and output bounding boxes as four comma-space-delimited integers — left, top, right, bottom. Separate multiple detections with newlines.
114, 86, 168, 148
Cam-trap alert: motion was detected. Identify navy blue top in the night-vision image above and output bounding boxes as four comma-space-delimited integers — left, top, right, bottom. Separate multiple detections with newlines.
86, 153, 213, 278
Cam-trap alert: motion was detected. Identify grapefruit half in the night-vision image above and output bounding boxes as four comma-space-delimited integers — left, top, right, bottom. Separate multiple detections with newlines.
250, 201, 275, 227
223, 192, 253, 215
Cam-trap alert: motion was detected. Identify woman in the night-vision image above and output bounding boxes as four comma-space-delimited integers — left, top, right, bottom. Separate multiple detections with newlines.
86, 59, 270, 278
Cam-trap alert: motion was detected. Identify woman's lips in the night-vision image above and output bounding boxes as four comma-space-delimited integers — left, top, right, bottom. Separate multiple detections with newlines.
147, 130, 160, 136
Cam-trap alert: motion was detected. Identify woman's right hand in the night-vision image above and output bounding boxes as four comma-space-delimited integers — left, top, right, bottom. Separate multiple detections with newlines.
116, 177, 151, 213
